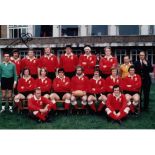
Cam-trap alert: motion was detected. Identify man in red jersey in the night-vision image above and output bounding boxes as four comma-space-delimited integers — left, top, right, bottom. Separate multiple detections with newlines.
38, 47, 59, 80
87, 68, 107, 112
14, 68, 35, 110
21, 49, 39, 79
35, 68, 52, 98
70, 66, 89, 109
79, 45, 97, 79
105, 68, 122, 94
10, 49, 21, 78
105, 85, 130, 123
50, 68, 71, 110
59, 45, 78, 78
122, 66, 141, 113
99, 47, 118, 79
28, 87, 55, 122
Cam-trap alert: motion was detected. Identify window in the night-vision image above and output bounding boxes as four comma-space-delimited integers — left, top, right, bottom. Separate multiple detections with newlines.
149, 25, 155, 35
114, 49, 126, 64
0, 25, 1, 38
91, 25, 108, 36
130, 49, 139, 63
119, 25, 139, 35
147, 49, 155, 64
61, 25, 78, 36
34, 25, 53, 37
8, 25, 29, 38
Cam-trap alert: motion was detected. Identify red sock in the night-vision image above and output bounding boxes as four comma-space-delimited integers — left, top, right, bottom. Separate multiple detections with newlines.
64, 103, 70, 110
97, 102, 105, 112
74, 104, 78, 109
36, 112, 46, 121
52, 104, 57, 111
90, 103, 96, 112
129, 104, 135, 113
117, 111, 127, 120
82, 105, 87, 109
15, 101, 23, 110
109, 113, 118, 121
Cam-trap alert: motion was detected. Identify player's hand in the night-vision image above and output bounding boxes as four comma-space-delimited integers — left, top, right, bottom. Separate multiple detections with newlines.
13, 83, 16, 89
113, 111, 117, 115
40, 109, 47, 113
103, 65, 107, 68
143, 60, 147, 65
117, 112, 120, 116
110, 86, 113, 89
127, 85, 131, 87
82, 62, 87, 65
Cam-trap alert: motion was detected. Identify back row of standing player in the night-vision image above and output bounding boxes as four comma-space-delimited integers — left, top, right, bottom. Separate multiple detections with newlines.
10, 45, 127, 79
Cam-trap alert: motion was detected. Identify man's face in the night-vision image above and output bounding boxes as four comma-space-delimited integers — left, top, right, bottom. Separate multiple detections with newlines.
24, 69, 30, 76
35, 90, 41, 99
105, 48, 111, 56
85, 49, 91, 55
124, 56, 130, 64
44, 48, 51, 55
113, 87, 120, 96
129, 68, 135, 76
65, 48, 72, 54
28, 50, 34, 57
112, 69, 117, 76
4, 54, 10, 62
76, 68, 83, 76
139, 52, 145, 60
94, 71, 99, 77
58, 71, 64, 78
40, 69, 46, 77
13, 52, 19, 59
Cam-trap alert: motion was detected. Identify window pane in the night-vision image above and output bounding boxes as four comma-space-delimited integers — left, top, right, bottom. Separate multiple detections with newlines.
40, 25, 53, 37
148, 55, 152, 64
22, 28, 26, 34
9, 29, 13, 38
147, 49, 153, 54
35, 25, 41, 37
61, 25, 78, 36
119, 25, 139, 35
14, 29, 18, 38
153, 55, 155, 64
91, 25, 108, 36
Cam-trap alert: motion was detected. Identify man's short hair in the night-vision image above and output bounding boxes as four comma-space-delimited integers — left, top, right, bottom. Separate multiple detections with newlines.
128, 65, 135, 72
113, 85, 120, 91
28, 48, 34, 52
22, 68, 31, 76
58, 68, 64, 73
65, 45, 72, 49
104, 46, 111, 50
139, 50, 146, 55
39, 68, 48, 75
94, 67, 101, 74
12, 49, 19, 54
76, 66, 84, 71
3, 52, 10, 56
34, 87, 41, 93
84, 45, 91, 51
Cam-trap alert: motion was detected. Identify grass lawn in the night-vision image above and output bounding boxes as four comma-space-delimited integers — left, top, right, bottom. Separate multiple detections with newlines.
0, 83, 155, 129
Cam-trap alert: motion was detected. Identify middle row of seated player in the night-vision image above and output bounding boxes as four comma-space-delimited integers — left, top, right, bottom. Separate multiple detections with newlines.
14, 65, 141, 113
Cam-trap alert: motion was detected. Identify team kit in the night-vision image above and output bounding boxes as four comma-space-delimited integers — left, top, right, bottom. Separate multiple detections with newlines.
0, 45, 153, 123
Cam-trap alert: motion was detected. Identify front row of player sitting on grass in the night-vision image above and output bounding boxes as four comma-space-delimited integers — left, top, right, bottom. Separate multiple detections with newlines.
13, 65, 141, 122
